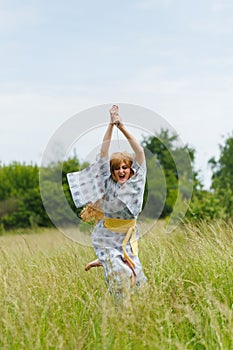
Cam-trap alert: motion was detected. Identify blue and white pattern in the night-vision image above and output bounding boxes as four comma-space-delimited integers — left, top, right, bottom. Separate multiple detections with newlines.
67, 156, 147, 294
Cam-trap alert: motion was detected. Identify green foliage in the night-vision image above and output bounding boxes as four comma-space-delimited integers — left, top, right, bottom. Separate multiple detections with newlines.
0, 157, 83, 230
209, 134, 233, 219
40, 157, 83, 227
0, 162, 38, 199
0, 163, 47, 229
141, 156, 165, 218
142, 129, 196, 218
185, 133, 233, 222
187, 189, 223, 221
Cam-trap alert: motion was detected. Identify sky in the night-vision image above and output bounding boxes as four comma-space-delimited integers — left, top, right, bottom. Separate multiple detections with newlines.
0, 0, 233, 189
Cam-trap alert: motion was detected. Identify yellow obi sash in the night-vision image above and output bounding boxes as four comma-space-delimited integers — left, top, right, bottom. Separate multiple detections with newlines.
103, 217, 138, 268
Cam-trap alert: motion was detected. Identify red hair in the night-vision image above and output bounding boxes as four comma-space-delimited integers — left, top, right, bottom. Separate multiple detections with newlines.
110, 152, 134, 182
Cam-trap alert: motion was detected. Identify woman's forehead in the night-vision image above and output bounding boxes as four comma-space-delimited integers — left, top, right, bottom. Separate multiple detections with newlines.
118, 161, 128, 166
111, 159, 130, 168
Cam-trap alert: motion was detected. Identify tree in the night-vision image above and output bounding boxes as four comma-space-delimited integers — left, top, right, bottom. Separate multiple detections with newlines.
142, 129, 196, 219
0, 162, 52, 229
0, 156, 85, 230
208, 134, 233, 219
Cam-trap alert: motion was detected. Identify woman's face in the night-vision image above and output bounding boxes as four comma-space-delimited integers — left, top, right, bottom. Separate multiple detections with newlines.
113, 162, 131, 184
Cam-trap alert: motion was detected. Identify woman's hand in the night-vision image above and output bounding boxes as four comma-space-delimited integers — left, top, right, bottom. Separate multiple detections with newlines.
109, 105, 122, 126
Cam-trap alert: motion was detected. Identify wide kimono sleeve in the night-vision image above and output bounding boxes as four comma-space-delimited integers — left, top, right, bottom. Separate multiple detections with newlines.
66, 156, 110, 208
117, 160, 147, 217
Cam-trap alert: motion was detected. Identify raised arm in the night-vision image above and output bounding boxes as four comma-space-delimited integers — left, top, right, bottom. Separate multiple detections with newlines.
111, 106, 145, 164
100, 122, 114, 158
119, 124, 145, 164
100, 106, 118, 158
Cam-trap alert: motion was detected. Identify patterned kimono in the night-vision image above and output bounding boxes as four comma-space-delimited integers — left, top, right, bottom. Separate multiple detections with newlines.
67, 156, 147, 295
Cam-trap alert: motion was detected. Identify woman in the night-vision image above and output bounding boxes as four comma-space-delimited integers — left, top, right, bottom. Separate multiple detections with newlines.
67, 105, 147, 297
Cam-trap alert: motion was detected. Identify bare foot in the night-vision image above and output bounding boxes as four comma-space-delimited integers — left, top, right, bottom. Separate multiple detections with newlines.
85, 259, 102, 271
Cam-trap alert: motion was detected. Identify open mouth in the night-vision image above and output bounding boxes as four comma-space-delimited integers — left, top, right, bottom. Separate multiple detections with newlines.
119, 174, 126, 181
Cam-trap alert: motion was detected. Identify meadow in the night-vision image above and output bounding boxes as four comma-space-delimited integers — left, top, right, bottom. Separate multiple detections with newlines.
0, 221, 233, 350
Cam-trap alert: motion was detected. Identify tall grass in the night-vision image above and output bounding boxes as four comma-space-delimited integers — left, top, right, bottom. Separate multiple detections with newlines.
0, 221, 233, 349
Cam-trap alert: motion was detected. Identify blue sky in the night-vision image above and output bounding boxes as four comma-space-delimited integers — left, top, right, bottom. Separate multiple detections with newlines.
0, 0, 233, 188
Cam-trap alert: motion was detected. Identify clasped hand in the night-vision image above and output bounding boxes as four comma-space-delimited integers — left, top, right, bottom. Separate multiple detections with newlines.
109, 105, 122, 126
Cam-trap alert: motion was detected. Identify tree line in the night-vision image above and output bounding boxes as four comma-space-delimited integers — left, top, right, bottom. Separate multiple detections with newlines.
0, 131, 232, 232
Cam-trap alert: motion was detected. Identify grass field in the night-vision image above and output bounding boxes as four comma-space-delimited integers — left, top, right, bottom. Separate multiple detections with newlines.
0, 221, 233, 350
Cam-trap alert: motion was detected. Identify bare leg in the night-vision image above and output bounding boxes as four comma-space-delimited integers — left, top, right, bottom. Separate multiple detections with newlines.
85, 259, 102, 271
122, 258, 136, 287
